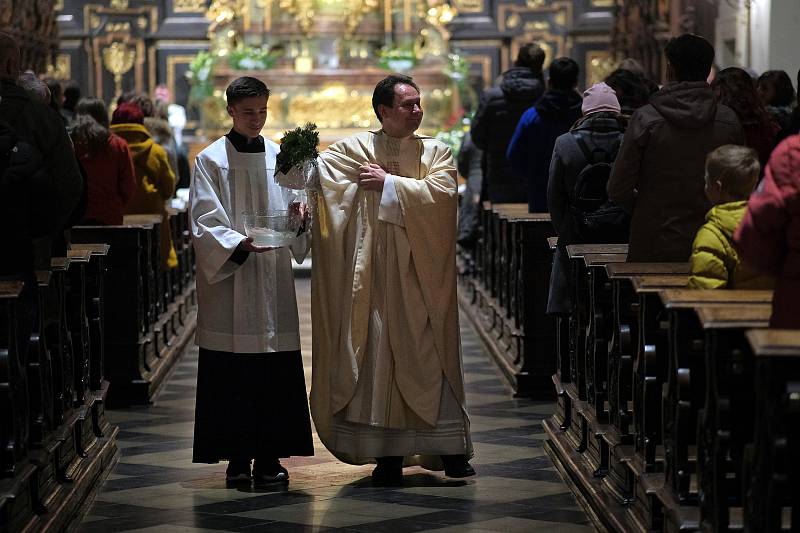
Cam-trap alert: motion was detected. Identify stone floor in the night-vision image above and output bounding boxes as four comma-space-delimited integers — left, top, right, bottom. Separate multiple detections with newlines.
78, 279, 593, 532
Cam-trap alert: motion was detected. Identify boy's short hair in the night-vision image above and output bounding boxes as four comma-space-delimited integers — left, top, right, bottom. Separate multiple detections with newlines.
226, 76, 270, 106
705, 145, 760, 199
515, 43, 545, 73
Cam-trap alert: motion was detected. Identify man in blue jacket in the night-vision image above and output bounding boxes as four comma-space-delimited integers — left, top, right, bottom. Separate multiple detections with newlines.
507, 57, 582, 212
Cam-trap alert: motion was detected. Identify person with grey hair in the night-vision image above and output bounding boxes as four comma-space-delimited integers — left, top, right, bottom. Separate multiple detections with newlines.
0, 31, 82, 266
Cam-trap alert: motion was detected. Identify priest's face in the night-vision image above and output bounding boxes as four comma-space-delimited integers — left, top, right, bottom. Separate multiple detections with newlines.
380, 83, 423, 137
228, 95, 268, 138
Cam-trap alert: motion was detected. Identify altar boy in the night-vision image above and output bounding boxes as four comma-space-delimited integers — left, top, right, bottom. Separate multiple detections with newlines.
189, 76, 313, 485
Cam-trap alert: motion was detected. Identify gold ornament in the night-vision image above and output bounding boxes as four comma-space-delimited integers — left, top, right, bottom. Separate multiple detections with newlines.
102, 42, 136, 101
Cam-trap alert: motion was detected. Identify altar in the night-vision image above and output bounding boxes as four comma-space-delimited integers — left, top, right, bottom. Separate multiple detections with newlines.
192, 0, 465, 143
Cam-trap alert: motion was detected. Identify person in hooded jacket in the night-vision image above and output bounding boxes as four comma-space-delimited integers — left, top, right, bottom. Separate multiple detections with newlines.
110, 102, 178, 268
507, 57, 583, 212
607, 34, 744, 262
546, 82, 627, 314
470, 43, 545, 203
735, 134, 800, 328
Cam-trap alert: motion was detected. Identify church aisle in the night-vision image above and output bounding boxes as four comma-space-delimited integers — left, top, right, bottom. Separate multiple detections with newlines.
78, 279, 592, 532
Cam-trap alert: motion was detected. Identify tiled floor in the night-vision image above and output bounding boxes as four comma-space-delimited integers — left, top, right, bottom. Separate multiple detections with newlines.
79, 279, 593, 532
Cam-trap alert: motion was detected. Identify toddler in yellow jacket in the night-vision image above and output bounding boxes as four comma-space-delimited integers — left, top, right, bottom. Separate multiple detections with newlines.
688, 145, 774, 289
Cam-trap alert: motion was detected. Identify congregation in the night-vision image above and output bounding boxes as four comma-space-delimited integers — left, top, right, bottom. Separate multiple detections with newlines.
461, 33, 799, 328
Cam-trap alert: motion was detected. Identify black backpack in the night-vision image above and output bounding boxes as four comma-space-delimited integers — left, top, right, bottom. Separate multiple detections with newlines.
569, 130, 630, 243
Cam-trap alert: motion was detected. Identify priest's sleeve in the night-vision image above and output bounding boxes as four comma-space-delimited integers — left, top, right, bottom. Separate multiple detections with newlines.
189, 155, 246, 284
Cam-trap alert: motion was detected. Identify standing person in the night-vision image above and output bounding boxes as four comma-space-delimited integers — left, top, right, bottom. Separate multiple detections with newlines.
189, 76, 313, 485
757, 70, 796, 131
71, 97, 136, 225
712, 67, 780, 168
310, 74, 474, 484
507, 57, 583, 212
456, 132, 483, 249
61, 80, 81, 126
735, 135, 800, 328
0, 32, 83, 269
607, 34, 744, 262
110, 102, 178, 268
470, 42, 545, 203
546, 82, 627, 314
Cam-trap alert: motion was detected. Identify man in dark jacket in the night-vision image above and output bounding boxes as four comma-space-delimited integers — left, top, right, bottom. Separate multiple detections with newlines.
0, 31, 83, 268
607, 34, 744, 262
471, 43, 545, 203
507, 57, 583, 212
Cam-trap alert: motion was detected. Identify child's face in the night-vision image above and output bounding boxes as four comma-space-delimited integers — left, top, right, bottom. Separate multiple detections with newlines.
228, 95, 268, 138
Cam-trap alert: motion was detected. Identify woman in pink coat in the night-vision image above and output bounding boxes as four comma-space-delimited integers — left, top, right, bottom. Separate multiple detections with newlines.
734, 134, 800, 328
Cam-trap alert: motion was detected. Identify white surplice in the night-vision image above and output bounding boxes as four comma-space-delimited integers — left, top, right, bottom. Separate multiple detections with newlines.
189, 137, 308, 354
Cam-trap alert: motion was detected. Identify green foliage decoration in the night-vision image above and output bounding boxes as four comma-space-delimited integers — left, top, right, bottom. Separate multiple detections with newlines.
186, 51, 216, 107
276, 123, 320, 175
228, 45, 280, 71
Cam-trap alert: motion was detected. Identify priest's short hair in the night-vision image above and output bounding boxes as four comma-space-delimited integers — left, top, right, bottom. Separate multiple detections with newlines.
372, 74, 420, 123
226, 76, 270, 106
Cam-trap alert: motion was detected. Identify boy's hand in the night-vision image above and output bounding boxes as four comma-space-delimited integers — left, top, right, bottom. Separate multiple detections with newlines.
238, 237, 277, 253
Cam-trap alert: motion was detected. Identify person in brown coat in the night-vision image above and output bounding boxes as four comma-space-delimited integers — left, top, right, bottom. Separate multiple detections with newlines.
110, 102, 178, 268
607, 34, 744, 262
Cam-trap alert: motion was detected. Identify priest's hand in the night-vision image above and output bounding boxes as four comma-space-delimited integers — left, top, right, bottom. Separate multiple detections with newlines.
238, 237, 277, 253
359, 163, 386, 192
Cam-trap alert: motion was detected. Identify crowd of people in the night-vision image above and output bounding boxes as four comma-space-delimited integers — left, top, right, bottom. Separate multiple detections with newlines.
462, 33, 799, 328
1, 31, 190, 284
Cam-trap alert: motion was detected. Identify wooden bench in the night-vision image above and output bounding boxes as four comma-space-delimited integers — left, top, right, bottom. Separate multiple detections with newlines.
458, 203, 556, 398
741, 330, 800, 532
72, 213, 197, 406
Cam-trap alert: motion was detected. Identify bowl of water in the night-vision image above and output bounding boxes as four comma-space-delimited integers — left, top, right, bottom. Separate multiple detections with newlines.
242, 210, 302, 248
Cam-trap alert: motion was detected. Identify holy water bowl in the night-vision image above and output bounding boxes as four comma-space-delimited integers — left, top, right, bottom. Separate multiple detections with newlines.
242, 210, 301, 248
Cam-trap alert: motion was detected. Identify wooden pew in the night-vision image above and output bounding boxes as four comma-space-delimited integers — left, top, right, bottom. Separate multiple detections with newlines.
741, 329, 800, 532
601, 264, 690, 510
558, 245, 627, 457
694, 306, 771, 532
459, 203, 556, 397
655, 290, 772, 531
72, 212, 197, 406
0, 252, 120, 532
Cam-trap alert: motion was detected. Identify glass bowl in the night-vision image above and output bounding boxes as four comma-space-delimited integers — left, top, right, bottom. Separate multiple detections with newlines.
242, 210, 302, 248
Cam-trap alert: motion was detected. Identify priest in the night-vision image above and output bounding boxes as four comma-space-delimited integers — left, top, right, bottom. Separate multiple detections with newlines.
189, 76, 313, 486
310, 74, 474, 484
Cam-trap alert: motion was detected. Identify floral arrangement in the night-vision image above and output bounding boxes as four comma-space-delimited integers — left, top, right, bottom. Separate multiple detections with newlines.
377, 45, 418, 71
186, 51, 216, 106
275, 123, 320, 187
228, 45, 280, 71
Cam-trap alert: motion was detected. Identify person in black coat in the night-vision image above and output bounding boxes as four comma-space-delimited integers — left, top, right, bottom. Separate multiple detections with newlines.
470, 43, 545, 203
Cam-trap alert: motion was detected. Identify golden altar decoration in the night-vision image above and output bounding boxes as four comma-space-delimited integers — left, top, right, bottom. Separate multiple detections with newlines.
194, 0, 463, 143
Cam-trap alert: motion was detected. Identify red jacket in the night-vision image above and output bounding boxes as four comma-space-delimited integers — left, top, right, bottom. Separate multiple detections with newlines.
78, 133, 136, 225
734, 134, 800, 328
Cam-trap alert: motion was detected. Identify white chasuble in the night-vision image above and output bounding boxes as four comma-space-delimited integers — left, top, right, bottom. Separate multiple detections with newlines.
190, 137, 308, 354
310, 130, 472, 466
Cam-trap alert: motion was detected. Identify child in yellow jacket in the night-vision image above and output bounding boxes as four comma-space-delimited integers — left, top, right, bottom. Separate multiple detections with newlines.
688, 145, 774, 289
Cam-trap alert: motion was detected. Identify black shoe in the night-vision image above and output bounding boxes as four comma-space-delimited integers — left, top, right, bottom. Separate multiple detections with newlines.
226, 459, 252, 486
441, 455, 476, 478
372, 456, 404, 486
253, 458, 289, 485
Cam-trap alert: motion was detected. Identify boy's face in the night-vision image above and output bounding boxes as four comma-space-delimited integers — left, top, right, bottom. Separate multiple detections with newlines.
228, 95, 268, 138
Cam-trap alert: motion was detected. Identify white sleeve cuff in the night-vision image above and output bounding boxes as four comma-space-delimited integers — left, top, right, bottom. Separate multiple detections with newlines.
378, 174, 405, 226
